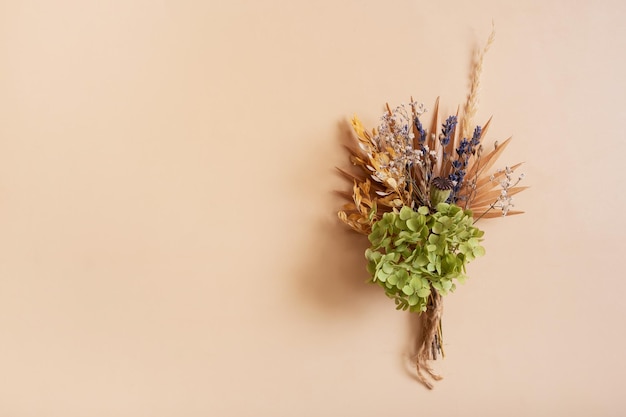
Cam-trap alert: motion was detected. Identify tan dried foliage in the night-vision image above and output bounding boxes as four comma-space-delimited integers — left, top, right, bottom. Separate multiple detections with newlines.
338, 24, 525, 235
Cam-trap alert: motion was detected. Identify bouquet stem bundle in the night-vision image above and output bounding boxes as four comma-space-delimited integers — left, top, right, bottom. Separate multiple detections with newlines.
415, 291, 444, 389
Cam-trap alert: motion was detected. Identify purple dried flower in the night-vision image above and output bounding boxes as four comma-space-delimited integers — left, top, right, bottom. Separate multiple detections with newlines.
439, 116, 457, 146
414, 116, 426, 144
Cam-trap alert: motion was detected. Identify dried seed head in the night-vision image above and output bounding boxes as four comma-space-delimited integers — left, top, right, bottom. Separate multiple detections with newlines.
430, 177, 453, 206
431, 177, 454, 191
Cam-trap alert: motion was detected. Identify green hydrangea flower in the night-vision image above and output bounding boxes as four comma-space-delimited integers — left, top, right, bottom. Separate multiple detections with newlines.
365, 204, 485, 313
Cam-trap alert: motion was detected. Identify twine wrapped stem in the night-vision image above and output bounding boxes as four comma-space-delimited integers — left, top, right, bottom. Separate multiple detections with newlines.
415, 291, 444, 389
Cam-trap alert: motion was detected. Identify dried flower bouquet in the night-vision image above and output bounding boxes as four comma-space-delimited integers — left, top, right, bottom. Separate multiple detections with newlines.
337, 28, 526, 389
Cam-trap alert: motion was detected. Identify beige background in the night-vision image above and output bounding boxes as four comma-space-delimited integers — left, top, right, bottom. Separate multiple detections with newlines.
1, 0, 625, 416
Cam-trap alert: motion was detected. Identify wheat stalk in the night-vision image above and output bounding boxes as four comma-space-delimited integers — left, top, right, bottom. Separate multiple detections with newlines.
461, 23, 496, 140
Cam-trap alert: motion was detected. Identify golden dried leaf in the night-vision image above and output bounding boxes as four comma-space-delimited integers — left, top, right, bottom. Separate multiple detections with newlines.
351, 116, 367, 140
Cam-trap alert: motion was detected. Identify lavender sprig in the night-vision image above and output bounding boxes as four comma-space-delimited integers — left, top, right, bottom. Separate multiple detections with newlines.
447, 125, 483, 202
439, 116, 457, 146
